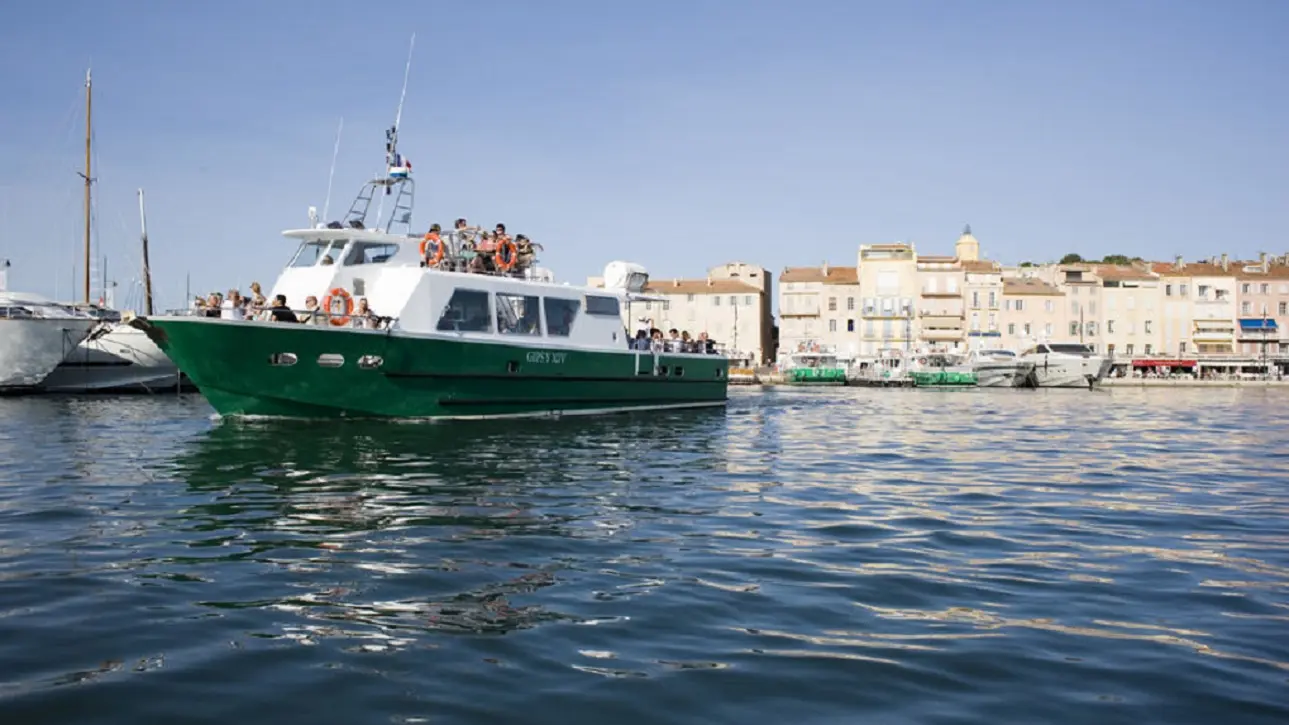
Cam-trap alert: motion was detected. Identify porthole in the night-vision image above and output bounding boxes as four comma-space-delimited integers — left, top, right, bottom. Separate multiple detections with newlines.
317, 354, 345, 368
357, 355, 384, 370
674, 366, 685, 377
715, 368, 724, 378
269, 353, 298, 366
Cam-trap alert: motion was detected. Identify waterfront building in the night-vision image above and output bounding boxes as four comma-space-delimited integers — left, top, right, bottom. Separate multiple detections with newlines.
1150, 256, 1237, 355
857, 243, 918, 356
589, 262, 775, 364
999, 276, 1066, 350
1152, 257, 1197, 356
915, 254, 965, 351
961, 246, 1005, 350
1051, 264, 1105, 351
778, 264, 860, 357
1092, 264, 1163, 358
1234, 253, 1289, 358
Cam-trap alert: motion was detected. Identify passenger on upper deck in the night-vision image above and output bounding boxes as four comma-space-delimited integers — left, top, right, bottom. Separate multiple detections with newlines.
514, 234, 542, 273
421, 223, 445, 268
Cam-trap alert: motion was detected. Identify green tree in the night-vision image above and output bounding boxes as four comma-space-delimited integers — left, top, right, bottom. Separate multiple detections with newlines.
1059, 253, 1084, 264
1101, 254, 1132, 265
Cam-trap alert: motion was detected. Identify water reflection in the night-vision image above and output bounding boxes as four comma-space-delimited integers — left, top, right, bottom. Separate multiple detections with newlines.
1, 389, 1288, 723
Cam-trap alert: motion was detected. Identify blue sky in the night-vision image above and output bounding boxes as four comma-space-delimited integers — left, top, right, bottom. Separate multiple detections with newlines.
1, 0, 1285, 309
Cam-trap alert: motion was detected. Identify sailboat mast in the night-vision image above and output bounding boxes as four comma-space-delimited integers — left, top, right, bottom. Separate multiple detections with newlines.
138, 188, 154, 315
82, 69, 93, 305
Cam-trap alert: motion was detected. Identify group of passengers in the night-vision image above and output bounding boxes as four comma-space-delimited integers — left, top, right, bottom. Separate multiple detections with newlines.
631, 326, 717, 354
420, 219, 542, 276
190, 282, 384, 329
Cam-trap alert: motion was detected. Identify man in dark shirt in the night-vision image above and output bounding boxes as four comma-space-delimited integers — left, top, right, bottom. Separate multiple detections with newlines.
269, 294, 299, 323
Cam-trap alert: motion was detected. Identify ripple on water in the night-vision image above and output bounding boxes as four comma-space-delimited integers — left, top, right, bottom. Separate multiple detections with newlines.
0, 389, 1287, 723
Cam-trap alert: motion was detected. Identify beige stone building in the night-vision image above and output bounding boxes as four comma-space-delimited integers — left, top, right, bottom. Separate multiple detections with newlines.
778, 264, 860, 356
1149, 257, 1237, 355
857, 243, 918, 356
1092, 264, 1164, 357
1234, 254, 1289, 357
916, 254, 965, 351
589, 262, 775, 363
999, 277, 1066, 349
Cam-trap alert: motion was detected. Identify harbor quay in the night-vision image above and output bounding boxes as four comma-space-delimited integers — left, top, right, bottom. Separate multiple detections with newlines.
597, 227, 1289, 384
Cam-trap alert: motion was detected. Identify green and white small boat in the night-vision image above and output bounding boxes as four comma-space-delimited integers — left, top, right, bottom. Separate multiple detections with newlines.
907, 352, 977, 387
779, 348, 848, 385
129, 133, 729, 420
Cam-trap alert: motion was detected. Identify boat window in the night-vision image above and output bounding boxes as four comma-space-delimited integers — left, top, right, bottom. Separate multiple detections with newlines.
0, 306, 34, 319
585, 295, 621, 317
436, 289, 492, 332
268, 352, 298, 366
317, 354, 345, 368
342, 242, 401, 266
289, 239, 344, 268
1048, 343, 1092, 355
543, 298, 580, 337
496, 293, 541, 336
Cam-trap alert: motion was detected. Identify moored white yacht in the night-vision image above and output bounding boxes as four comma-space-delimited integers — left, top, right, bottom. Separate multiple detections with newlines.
0, 289, 98, 392
1017, 342, 1112, 389
39, 307, 184, 393
964, 347, 1037, 388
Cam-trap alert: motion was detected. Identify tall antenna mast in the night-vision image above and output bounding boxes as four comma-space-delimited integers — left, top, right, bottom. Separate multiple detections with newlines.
138, 188, 154, 315
374, 33, 415, 226
80, 69, 93, 305
321, 117, 344, 222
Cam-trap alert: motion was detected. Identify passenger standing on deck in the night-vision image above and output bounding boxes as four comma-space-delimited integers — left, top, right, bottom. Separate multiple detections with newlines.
221, 290, 245, 321
351, 298, 378, 329
300, 296, 327, 325
268, 294, 298, 323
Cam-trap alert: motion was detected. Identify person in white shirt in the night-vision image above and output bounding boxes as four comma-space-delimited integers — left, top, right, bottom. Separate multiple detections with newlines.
220, 290, 245, 321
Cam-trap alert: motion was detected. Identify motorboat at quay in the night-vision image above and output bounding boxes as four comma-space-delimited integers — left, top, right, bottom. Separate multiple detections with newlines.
128, 127, 730, 420
0, 289, 98, 392
1018, 342, 1113, 389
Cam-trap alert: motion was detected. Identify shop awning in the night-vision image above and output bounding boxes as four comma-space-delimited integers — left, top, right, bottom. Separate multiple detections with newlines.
1131, 359, 1197, 368
1239, 318, 1279, 331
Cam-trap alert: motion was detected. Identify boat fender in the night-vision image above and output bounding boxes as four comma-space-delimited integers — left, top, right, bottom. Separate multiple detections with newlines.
494, 239, 519, 271
420, 232, 445, 266
323, 287, 354, 327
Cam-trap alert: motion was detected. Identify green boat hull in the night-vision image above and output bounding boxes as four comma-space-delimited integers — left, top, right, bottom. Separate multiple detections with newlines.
786, 367, 848, 385
909, 370, 977, 387
133, 317, 729, 419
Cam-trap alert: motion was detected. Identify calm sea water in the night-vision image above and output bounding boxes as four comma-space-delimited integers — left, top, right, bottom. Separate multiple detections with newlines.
0, 388, 1286, 724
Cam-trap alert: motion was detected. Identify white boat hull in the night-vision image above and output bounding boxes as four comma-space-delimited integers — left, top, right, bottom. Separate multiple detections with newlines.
41, 323, 184, 393
0, 318, 97, 390
973, 361, 1036, 388
1029, 355, 1111, 389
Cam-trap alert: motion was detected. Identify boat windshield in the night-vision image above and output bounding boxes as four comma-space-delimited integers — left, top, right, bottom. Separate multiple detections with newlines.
1047, 343, 1093, 355
289, 239, 346, 268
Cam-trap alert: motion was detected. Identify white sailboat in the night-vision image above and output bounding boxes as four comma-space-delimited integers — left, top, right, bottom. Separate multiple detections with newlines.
39, 72, 184, 393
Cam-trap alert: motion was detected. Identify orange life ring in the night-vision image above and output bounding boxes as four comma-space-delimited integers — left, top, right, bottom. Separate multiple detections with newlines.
419, 232, 444, 265
494, 239, 519, 271
322, 287, 353, 327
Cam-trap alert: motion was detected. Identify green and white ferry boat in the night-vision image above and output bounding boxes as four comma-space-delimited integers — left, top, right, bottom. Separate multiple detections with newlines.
130, 135, 729, 420
778, 346, 848, 385
907, 351, 977, 387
